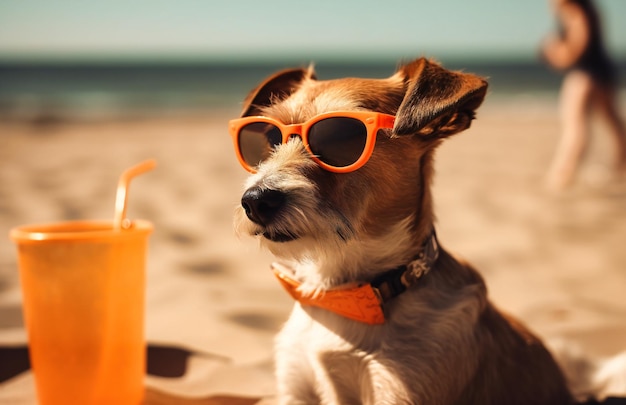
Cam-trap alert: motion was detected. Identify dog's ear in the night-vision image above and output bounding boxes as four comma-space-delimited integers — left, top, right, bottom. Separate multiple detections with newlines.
240, 67, 316, 117
393, 58, 488, 138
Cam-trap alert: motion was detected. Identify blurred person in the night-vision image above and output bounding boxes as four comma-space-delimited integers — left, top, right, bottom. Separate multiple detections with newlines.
542, 0, 626, 190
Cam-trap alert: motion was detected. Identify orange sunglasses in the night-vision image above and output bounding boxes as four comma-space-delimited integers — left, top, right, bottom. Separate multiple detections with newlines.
228, 111, 396, 173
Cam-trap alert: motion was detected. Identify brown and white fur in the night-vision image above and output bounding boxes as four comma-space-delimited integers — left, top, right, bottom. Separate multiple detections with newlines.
233, 57, 623, 404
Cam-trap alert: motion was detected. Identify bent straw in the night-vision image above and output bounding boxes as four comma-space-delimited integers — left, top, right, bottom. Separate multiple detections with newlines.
113, 159, 157, 230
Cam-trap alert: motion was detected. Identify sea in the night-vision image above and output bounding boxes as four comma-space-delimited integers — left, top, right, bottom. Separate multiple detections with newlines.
1, 59, 624, 122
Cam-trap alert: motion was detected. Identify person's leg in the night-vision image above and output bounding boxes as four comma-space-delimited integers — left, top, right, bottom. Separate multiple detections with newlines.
546, 70, 594, 190
594, 83, 626, 176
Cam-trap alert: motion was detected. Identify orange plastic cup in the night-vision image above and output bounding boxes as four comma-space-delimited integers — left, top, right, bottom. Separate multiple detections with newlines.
10, 219, 152, 405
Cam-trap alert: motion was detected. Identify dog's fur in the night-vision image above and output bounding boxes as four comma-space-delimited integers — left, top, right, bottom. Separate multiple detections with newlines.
232, 57, 618, 404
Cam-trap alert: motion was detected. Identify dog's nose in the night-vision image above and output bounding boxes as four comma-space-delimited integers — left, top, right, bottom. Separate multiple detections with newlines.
241, 186, 286, 226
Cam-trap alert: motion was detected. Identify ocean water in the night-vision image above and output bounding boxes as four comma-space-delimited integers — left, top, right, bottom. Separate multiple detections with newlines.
0, 59, 621, 122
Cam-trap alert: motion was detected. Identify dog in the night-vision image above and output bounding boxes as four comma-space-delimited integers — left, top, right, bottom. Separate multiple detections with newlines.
229, 57, 619, 404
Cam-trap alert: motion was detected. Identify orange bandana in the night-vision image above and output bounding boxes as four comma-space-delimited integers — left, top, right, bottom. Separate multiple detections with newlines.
271, 231, 439, 325
272, 262, 385, 324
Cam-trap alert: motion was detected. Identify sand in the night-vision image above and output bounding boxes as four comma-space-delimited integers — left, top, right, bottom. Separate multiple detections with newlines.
0, 95, 625, 404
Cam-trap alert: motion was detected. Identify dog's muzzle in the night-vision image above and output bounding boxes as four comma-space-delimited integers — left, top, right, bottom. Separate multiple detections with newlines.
241, 186, 297, 242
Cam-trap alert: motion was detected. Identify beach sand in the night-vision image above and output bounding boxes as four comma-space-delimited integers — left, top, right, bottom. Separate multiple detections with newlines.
1, 95, 625, 404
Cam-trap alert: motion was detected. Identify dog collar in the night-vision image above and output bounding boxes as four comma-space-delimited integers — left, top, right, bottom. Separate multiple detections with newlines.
271, 231, 439, 325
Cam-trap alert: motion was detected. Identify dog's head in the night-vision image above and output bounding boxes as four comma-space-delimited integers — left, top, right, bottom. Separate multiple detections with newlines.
231, 57, 487, 282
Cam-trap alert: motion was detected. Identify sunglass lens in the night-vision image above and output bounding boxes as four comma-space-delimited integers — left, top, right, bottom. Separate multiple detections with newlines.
308, 117, 367, 167
238, 122, 282, 168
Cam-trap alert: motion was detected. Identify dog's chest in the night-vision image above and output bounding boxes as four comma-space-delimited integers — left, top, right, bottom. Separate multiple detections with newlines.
275, 304, 417, 402
279, 304, 379, 351
278, 304, 383, 366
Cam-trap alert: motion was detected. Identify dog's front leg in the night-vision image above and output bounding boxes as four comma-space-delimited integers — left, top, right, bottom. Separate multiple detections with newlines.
275, 355, 320, 405
275, 306, 365, 405
275, 305, 323, 404
360, 359, 416, 405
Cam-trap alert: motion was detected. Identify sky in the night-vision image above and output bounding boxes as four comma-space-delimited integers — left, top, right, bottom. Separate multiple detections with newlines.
0, 0, 625, 63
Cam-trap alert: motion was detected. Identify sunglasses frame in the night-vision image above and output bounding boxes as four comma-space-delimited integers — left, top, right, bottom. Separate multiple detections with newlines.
228, 111, 396, 173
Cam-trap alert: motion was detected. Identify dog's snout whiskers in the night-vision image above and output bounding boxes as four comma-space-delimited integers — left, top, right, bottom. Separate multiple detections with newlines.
241, 186, 286, 226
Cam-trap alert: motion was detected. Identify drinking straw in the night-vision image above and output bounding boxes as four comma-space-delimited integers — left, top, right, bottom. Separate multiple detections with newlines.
113, 159, 157, 230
